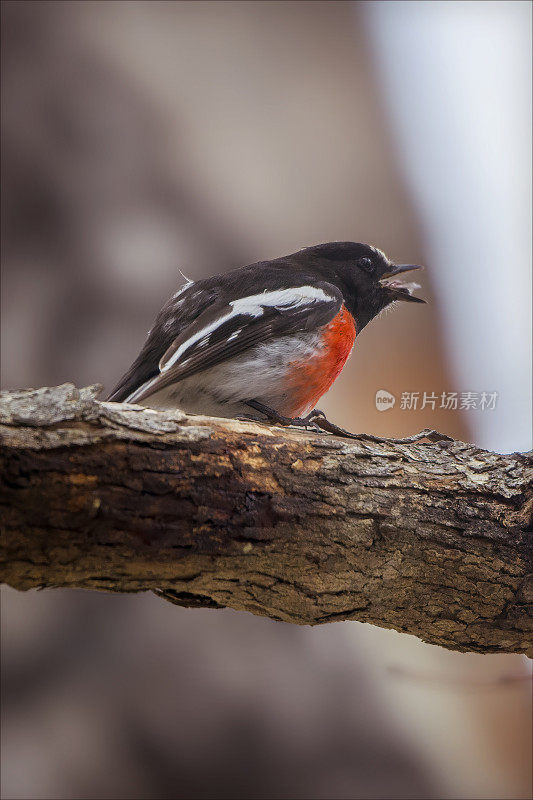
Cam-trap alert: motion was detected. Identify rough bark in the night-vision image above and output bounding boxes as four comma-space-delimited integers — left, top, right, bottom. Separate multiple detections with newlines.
0, 384, 531, 655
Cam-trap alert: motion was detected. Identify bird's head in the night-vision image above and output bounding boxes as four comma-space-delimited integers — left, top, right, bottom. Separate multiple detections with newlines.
299, 242, 425, 331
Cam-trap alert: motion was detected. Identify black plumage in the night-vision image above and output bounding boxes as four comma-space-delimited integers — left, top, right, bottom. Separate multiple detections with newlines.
108, 242, 423, 407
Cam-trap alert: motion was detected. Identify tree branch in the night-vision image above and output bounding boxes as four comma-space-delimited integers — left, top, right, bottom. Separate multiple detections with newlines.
1, 384, 531, 655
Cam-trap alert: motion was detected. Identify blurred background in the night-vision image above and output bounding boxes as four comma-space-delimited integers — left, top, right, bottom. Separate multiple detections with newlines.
1, 1, 531, 798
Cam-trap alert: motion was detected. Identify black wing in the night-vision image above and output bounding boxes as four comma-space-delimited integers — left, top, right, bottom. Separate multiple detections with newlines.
112, 281, 342, 404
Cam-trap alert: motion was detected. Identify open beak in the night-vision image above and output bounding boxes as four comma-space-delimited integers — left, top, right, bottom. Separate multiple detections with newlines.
379, 264, 426, 303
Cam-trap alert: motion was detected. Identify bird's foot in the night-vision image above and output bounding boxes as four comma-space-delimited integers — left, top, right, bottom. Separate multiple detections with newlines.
307, 412, 453, 444
246, 400, 324, 432
245, 402, 453, 444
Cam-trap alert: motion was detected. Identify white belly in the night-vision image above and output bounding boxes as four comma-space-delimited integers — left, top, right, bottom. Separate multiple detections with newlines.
138, 332, 323, 419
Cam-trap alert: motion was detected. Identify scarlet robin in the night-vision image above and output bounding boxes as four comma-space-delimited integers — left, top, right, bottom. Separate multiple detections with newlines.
108, 242, 424, 429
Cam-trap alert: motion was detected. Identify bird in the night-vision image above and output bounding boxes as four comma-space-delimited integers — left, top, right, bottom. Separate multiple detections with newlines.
107, 242, 425, 430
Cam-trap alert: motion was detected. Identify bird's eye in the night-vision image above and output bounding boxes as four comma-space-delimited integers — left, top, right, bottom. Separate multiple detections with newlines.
358, 256, 373, 272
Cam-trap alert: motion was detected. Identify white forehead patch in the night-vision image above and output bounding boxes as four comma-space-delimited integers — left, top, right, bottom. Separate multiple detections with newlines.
370, 245, 388, 262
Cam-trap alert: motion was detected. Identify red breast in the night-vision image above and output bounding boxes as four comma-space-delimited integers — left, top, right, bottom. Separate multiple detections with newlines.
287, 305, 356, 417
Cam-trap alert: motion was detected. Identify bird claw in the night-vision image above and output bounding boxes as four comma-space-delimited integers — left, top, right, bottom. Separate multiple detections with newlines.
246, 400, 325, 432
245, 401, 452, 444
300, 413, 453, 445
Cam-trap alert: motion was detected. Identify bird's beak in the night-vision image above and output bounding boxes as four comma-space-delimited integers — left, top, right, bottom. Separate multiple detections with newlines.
379, 264, 426, 303
380, 264, 423, 280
